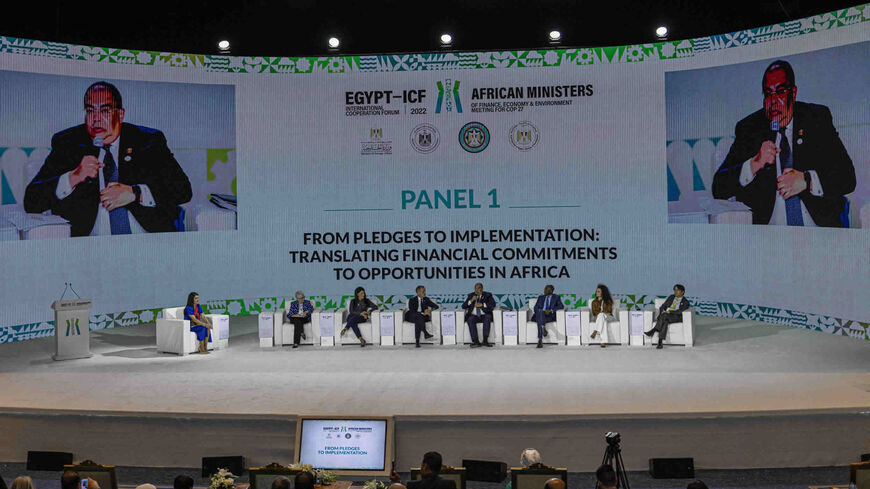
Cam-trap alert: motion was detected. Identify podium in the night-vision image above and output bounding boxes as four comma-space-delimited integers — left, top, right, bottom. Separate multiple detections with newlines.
51, 299, 93, 361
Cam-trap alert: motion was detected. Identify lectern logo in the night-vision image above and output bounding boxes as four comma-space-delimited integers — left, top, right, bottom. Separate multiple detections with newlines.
65, 318, 81, 336
436, 79, 463, 114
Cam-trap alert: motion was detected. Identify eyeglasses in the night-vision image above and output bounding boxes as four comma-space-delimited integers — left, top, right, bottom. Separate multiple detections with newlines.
85, 107, 118, 117
763, 86, 791, 98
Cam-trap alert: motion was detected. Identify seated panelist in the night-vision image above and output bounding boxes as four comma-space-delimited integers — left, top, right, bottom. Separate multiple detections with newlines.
532, 284, 564, 348
405, 285, 439, 348
287, 290, 314, 348
184, 291, 212, 354
463, 282, 496, 348
341, 286, 378, 347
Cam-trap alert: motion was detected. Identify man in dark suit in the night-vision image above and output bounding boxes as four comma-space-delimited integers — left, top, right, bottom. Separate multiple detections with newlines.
24, 81, 192, 236
405, 285, 439, 348
645, 284, 690, 349
463, 282, 496, 348
391, 452, 457, 489
532, 284, 564, 348
712, 60, 855, 227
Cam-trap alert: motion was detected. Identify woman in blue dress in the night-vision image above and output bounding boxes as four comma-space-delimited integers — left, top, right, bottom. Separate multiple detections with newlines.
185, 291, 213, 354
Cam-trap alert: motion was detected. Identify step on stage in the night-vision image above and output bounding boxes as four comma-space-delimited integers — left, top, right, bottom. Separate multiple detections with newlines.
0, 315, 868, 470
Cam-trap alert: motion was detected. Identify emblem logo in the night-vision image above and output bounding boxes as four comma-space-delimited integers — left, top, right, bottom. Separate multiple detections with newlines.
361, 128, 392, 155
436, 79, 463, 114
410, 123, 440, 154
458, 122, 490, 153
509, 121, 539, 151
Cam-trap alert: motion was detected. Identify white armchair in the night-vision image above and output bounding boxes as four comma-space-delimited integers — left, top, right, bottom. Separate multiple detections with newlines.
399, 302, 442, 345
335, 304, 381, 345
273, 299, 322, 346
460, 308, 503, 345
518, 298, 567, 345
580, 299, 629, 345
156, 307, 228, 355
643, 298, 695, 347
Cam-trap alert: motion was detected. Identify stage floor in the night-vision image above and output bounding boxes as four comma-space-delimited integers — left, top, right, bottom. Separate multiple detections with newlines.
0, 315, 869, 417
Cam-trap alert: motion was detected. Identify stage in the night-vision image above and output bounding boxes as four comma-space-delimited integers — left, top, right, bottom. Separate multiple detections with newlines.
0, 314, 868, 470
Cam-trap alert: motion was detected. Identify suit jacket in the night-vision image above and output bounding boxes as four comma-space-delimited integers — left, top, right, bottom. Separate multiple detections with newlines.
533, 294, 564, 314
463, 291, 495, 320
24, 122, 193, 236
712, 102, 855, 227
407, 475, 457, 489
658, 295, 690, 315
407, 296, 439, 315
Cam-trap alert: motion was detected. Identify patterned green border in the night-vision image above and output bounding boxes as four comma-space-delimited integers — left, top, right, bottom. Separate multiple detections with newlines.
1, 293, 866, 344
0, 5, 867, 74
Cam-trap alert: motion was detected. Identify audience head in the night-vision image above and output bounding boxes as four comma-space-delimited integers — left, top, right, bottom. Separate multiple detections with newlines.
271, 477, 291, 489
388, 484, 406, 489
294, 471, 315, 489
174, 475, 194, 489
135, 485, 156, 489
10, 477, 35, 489
543, 478, 565, 489
61, 471, 81, 489
87, 480, 101, 489
674, 284, 685, 297
421, 451, 443, 475
595, 464, 617, 489
520, 448, 542, 466
686, 481, 708, 489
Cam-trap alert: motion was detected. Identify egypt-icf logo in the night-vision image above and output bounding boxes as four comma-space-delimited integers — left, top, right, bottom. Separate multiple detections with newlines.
65, 318, 81, 336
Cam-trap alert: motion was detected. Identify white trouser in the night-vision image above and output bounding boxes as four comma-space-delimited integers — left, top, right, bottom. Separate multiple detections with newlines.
593, 313, 615, 344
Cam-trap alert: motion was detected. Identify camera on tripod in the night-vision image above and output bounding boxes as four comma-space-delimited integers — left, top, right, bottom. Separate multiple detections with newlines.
595, 432, 629, 489
605, 432, 621, 446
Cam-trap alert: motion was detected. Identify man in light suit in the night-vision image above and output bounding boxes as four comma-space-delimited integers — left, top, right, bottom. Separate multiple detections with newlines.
24, 81, 192, 236
645, 284, 690, 349
532, 284, 564, 348
463, 282, 496, 348
405, 285, 439, 348
712, 60, 855, 227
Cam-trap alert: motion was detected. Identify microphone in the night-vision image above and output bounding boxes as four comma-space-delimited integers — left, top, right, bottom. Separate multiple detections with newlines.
91, 136, 105, 186
769, 119, 779, 141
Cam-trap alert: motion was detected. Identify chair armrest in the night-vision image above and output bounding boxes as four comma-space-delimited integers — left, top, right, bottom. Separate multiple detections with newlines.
683, 308, 695, 346
618, 309, 630, 345
273, 309, 286, 344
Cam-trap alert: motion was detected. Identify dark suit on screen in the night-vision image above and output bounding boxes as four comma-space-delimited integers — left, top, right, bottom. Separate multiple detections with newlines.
408, 474, 457, 489
463, 291, 495, 344
24, 122, 193, 236
405, 296, 439, 344
712, 102, 855, 227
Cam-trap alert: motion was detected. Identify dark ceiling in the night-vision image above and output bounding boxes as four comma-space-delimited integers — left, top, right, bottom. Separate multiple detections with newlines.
0, 0, 861, 57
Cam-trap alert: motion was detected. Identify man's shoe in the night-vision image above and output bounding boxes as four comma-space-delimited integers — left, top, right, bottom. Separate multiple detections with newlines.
600, 343, 606, 348
415, 343, 421, 348
483, 341, 493, 347
536, 340, 543, 348
424, 331, 434, 339
644, 330, 655, 337
542, 329, 549, 337
301, 333, 307, 340
292, 344, 299, 349
590, 330, 598, 339
340, 327, 348, 336
470, 342, 482, 348
656, 343, 663, 349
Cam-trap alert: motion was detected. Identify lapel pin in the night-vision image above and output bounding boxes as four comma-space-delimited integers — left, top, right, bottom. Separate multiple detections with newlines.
796, 138, 803, 145
124, 155, 132, 162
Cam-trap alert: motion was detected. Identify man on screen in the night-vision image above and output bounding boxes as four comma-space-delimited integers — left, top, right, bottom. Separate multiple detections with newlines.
711, 60, 855, 227
24, 81, 192, 236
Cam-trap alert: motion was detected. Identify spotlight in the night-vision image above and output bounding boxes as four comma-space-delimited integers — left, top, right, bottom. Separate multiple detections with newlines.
440, 33, 453, 46
328, 37, 340, 49
548, 30, 561, 42
655, 26, 669, 38
217, 39, 230, 53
